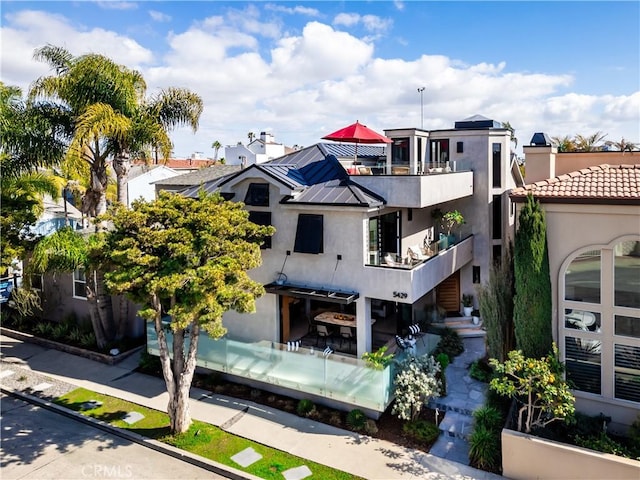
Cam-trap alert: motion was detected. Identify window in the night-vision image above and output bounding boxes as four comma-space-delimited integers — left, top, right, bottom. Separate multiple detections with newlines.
561, 240, 640, 404
492, 195, 502, 240
430, 139, 449, 165
565, 251, 601, 304
492, 245, 502, 263
294, 214, 323, 254
615, 344, 640, 402
565, 336, 601, 394
615, 315, 640, 338
30, 274, 43, 292
492, 143, 502, 188
456, 141, 463, 153
391, 138, 410, 166
248, 211, 272, 249
615, 241, 640, 308
244, 183, 269, 206
73, 268, 87, 299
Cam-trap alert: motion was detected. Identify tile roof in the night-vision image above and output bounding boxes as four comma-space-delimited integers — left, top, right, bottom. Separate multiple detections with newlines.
510, 164, 640, 204
154, 165, 242, 186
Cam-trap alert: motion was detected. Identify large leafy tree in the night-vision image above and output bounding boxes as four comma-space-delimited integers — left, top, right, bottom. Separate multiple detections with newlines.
98, 191, 274, 433
513, 194, 553, 359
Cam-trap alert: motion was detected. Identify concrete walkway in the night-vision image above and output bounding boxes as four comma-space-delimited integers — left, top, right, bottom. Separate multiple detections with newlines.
428, 337, 489, 464
1, 334, 502, 480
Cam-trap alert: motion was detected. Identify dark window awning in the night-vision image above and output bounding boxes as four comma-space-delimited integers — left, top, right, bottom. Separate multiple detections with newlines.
264, 282, 359, 305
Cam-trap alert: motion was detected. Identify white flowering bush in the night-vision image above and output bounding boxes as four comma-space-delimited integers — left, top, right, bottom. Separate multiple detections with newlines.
392, 354, 442, 421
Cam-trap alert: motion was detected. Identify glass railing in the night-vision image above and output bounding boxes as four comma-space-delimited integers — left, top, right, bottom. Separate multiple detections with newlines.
147, 323, 395, 412
367, 227, 473, 268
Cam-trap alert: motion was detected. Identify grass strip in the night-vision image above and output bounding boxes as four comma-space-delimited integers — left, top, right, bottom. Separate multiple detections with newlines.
55, 388, 361, 480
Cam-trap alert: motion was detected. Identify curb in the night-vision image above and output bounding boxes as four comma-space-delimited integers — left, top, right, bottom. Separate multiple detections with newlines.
1, 385, 262, 480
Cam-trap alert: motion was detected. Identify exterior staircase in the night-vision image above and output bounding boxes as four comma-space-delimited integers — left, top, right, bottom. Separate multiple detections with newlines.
431, 315, 486, 338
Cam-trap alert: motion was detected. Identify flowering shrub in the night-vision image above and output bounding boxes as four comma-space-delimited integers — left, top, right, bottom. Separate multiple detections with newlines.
489, 345, 575, 433
392, 354, 441, 421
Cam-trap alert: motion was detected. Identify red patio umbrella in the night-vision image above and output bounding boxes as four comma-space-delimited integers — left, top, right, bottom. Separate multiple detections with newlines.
322, 120, 392, 164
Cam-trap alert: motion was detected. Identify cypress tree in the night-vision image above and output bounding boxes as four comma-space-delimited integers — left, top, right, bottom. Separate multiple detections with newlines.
514, 194, 553, 358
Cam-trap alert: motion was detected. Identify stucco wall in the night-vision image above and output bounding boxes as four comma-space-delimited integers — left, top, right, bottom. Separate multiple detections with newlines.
515, 201, 640, 429
502, 428, 640, 480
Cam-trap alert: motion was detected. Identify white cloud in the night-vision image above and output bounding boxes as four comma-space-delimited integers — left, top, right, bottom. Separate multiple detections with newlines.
265, 4, 320, 17
334, 13, 360, 28
1, 7, 637, 159
0, 10, 153, 90
96, 1, 137, 10
149, 10, 171, 23
333, 13, 392, 34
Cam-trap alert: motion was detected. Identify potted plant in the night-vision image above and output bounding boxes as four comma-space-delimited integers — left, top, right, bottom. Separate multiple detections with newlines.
442, 210, 464, 244
462, 294, 474, 317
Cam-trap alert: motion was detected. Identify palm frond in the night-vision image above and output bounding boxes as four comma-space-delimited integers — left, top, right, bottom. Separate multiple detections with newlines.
33, 44, 73, 75
148, 87, 203, 132
30, 227, 88, 273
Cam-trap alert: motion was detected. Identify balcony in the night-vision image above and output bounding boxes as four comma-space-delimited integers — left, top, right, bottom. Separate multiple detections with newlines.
351, 167, 473, 208
362, 234, 474, 303
147, 324, 395, 414
147, 323, 442, 415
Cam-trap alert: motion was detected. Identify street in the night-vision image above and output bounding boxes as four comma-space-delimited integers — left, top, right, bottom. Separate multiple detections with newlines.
1, 394, 228, 480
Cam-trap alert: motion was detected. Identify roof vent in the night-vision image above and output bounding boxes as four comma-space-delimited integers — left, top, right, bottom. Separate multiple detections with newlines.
530, 132, 552, 146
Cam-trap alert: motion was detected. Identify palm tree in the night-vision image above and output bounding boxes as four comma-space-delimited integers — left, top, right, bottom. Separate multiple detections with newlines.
110, 87, 202, 205
0, 82, 67, 272
605, 137, 637, 152
574, 131, 608, 152
551, 135, 577, 152
211, 140, 222, 161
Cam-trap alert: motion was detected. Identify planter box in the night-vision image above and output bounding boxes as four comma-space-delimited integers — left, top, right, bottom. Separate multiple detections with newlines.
0, 326, 143, 365
502, 428, 640, 480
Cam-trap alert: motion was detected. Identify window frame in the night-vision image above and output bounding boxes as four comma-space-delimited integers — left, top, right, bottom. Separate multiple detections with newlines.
244, 183, 270, 207
293, 214, 324, 254
73, 268, 87, 300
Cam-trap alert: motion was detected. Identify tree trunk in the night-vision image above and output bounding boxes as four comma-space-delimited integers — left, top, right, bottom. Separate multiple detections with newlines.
85, 268, 109, 349
94, 268, 115, 343
153, 293, 201, 434
115, 295, 129, 340
113, 152, 130, 206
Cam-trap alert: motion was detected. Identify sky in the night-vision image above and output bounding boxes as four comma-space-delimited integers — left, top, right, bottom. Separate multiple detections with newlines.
1, 1, 639, 159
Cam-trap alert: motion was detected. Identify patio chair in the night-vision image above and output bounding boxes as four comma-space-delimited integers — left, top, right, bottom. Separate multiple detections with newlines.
316, 324, 332, 347
408, 324, 426, 346
395, 335, 409, 351
339, 326, 354, 350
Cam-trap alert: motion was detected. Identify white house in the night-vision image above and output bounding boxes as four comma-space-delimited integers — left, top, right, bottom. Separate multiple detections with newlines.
168, 115, 520, 414
127, 165, 179, 207
224, 132, 289, 167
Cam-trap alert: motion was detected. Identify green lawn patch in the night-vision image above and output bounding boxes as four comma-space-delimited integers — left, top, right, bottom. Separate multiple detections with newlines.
55, 388, 361, 480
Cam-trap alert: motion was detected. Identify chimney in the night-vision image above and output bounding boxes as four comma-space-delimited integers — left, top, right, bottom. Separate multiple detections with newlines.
523, 132, 557, 184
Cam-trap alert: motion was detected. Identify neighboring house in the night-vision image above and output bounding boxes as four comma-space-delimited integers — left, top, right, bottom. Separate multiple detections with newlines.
153, 164, 242, 195
24, 196, 143, 337
170, 115, 519, 413
160, 153, 217, 172
126, 165, 179, 207
511, 134, 639, 432
224, 132, 290, 166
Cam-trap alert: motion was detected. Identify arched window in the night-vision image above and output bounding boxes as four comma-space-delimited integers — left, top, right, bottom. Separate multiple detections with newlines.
561, 239, 640, 404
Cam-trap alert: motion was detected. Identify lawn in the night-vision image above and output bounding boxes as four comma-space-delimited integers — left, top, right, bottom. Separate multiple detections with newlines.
55, 388, 362, 480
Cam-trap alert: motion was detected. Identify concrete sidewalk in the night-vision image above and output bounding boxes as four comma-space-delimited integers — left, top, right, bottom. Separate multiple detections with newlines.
1, 334, 503, 480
